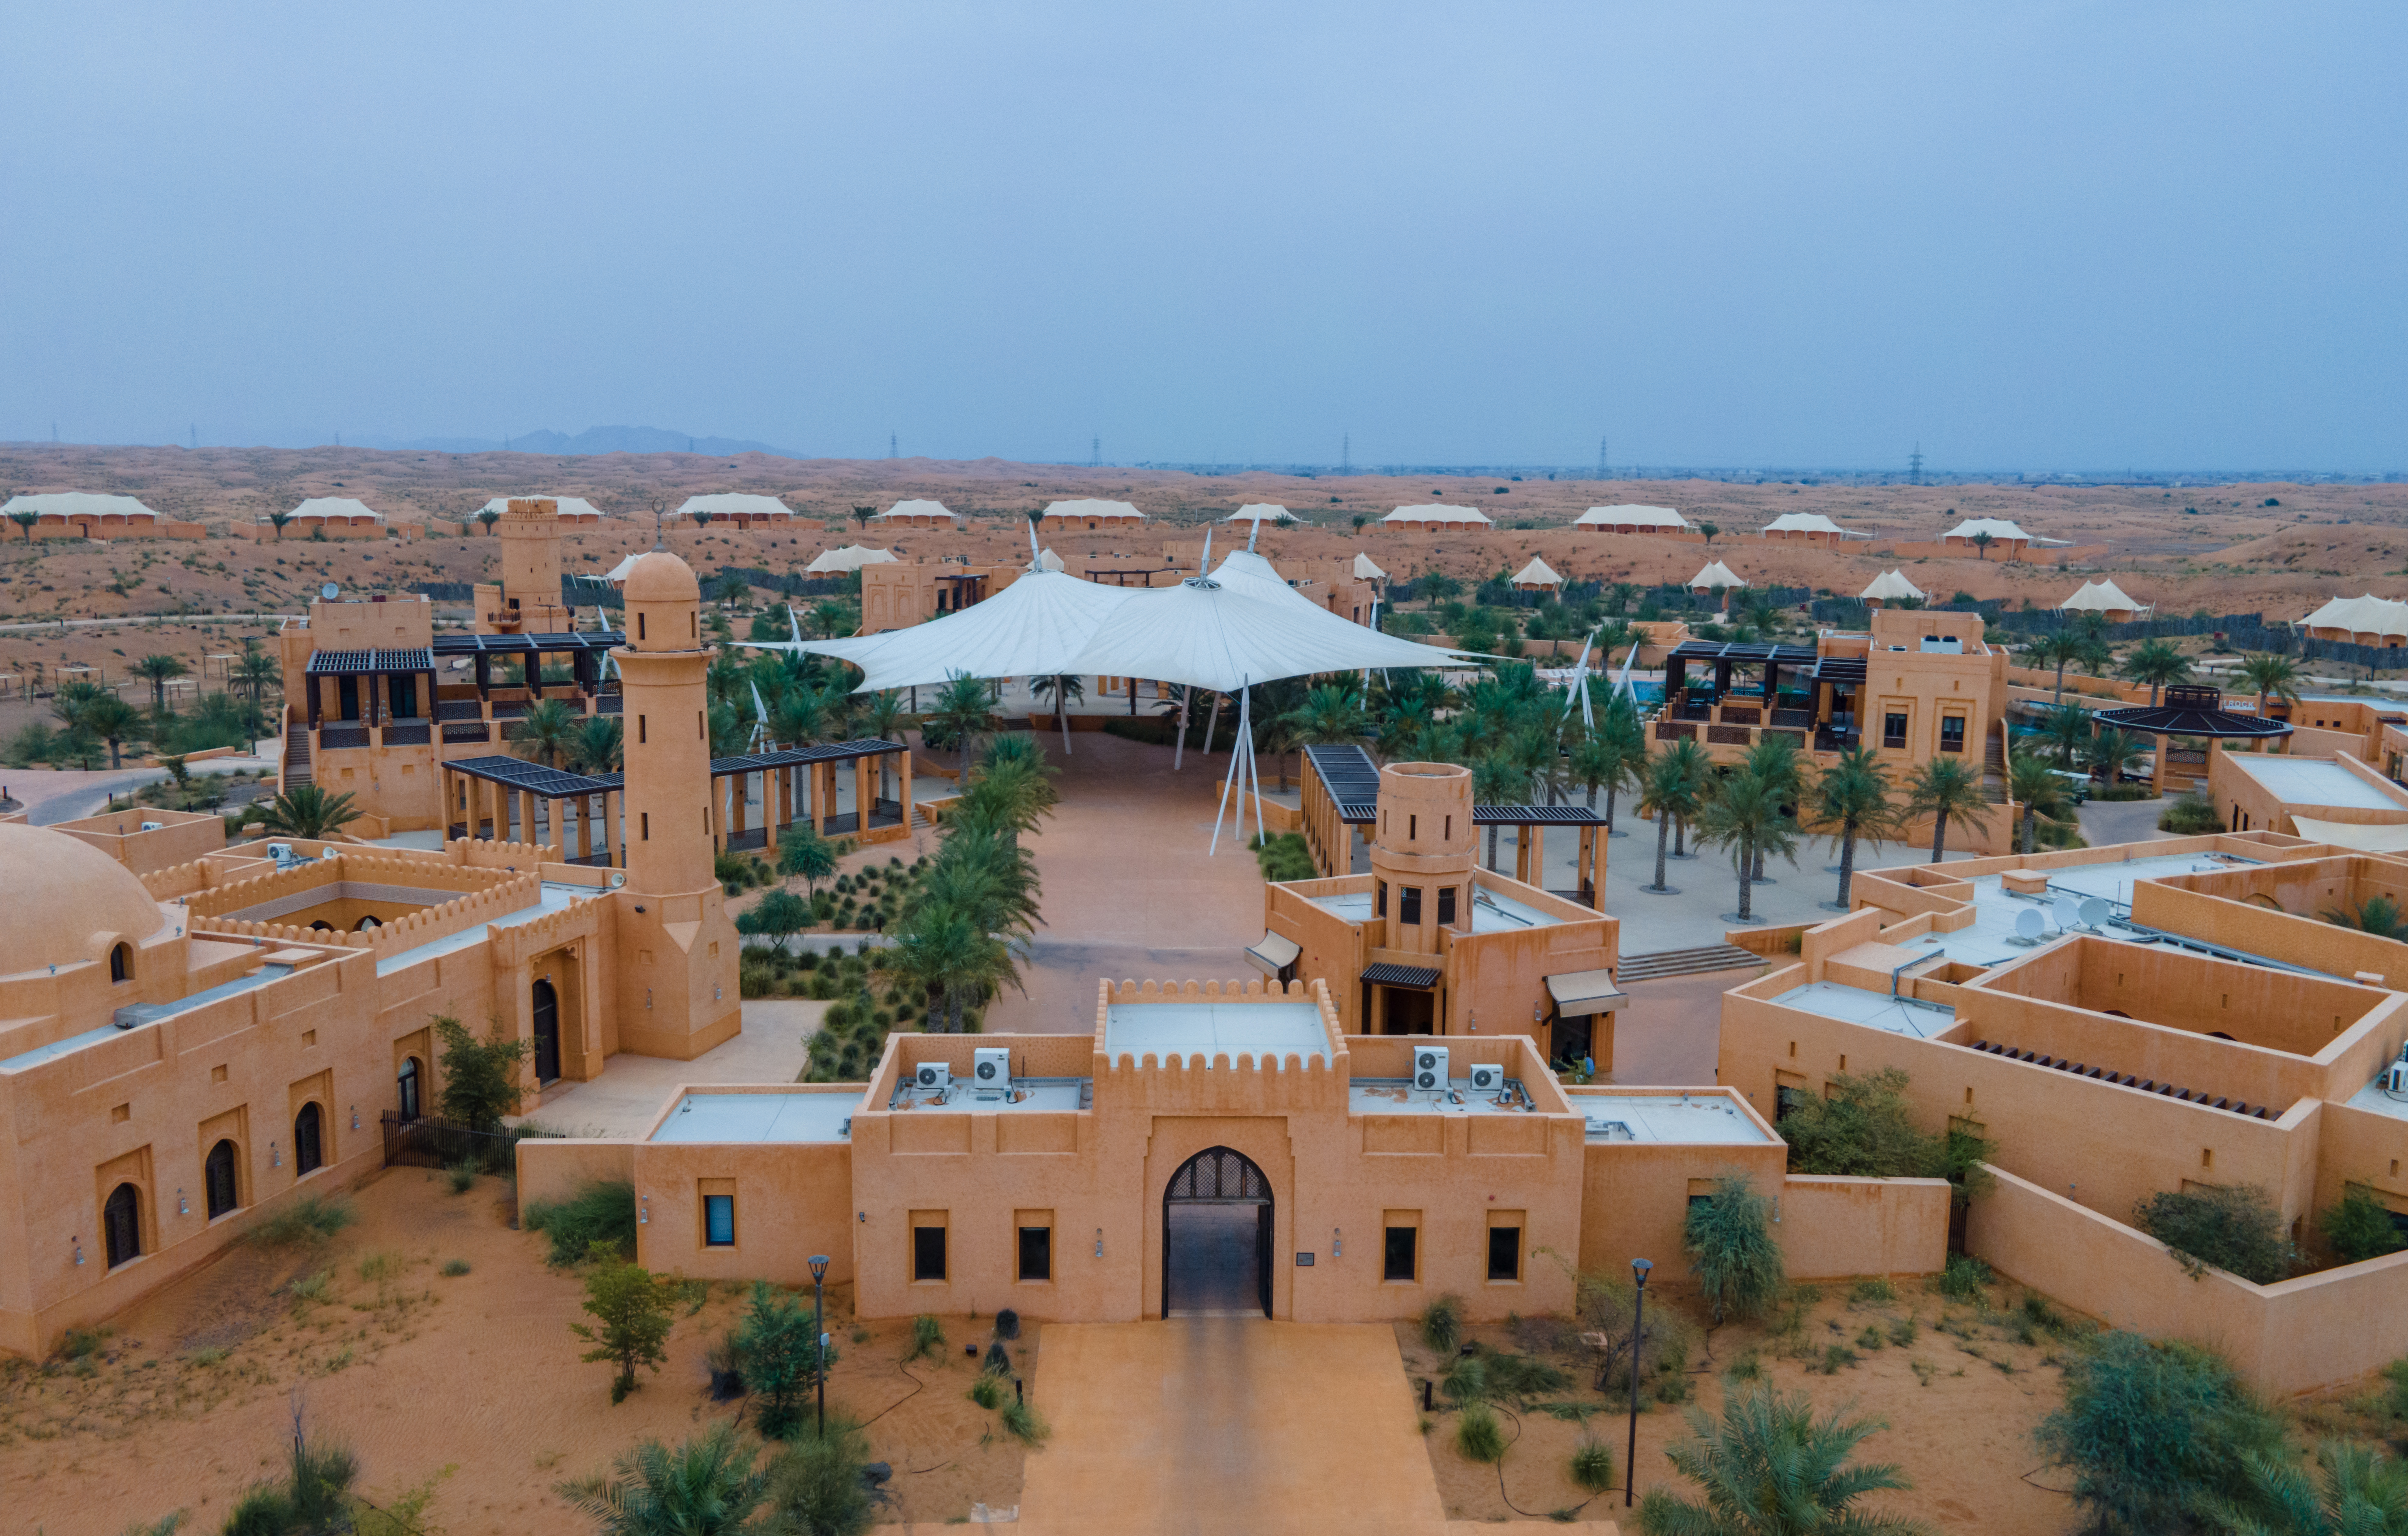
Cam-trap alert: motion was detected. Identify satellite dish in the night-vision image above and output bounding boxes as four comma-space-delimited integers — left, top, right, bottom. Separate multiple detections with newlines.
2052, 895, 2080, 931
2079, 896, 2112, 930
2014, 908, 2046, 941
320, 582, 340, 601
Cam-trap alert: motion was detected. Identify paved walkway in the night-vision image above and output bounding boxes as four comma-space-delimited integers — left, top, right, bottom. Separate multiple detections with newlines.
511, 997, 824, 1136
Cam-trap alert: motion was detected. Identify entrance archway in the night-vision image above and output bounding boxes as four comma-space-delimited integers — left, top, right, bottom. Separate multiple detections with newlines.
1162, 1146, 1272, 1318
532, 979, 561, 1083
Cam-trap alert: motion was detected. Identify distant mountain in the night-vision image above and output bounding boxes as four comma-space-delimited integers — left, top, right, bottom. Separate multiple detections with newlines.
354, 425, 802, 457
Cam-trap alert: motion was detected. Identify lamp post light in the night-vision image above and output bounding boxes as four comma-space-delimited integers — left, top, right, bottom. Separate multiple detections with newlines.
1627, 1256, 1652, 1507
808, 1254, 831, 1440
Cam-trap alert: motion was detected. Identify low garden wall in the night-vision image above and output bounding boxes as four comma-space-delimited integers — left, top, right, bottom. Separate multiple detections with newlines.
1776, 1174, 1951, 1280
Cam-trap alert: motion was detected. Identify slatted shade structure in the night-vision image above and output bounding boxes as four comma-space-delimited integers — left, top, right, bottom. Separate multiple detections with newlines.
441, 754, 625, 864
431, 629, 625, 703
1300, 744, 1604, 904
303, 647, 437, 727
1664, 640, 1818, 723
2093, 684, 2294, 797
1360, 960, 1443, 989
706, 738, 916, 850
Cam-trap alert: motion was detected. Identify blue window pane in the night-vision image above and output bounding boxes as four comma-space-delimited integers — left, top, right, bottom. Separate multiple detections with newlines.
704, 1195, 735, 1246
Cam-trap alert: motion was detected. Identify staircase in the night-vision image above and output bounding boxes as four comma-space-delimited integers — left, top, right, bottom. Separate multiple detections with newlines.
281, 724, 312, 790
1616, 942, 1768, 984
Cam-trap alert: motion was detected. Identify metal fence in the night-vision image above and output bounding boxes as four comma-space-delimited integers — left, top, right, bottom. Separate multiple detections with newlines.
381, 1111, 517, 1170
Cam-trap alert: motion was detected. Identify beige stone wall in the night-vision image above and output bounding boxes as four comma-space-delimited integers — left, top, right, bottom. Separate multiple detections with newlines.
1775, 1175, 1952, 1280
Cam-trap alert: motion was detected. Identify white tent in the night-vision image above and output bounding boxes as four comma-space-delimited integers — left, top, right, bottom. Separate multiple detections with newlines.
1, 492, 159, 520
2303, 594, 2408, 641
874, 499, 958, 525
1575, 505, 1689, 531
286, 496, 381, 523
1383, 504, 1492, 527
1042, 498, 1146, 524
1946, 517, 2030, 542
1687, 560, 1747, 591
478, 495, 606, 520
770, 570, 1140, 691
673, 493, 794, 520
805, 544, 900, 574
1510, 556, 1563, 588
1858, 569, 1926, 604
1225, 504, 1296, 525
1058, 576, 1471, 694
2061, 579, 2147, 617
602, 553, 644, 584
1035, 547, 1065, 573
1761, 512, 1865, 538
1353, 552, 1387, 581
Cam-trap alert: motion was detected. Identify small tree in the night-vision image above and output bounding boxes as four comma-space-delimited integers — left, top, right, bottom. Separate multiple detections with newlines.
433, 1013, 532, 1131
2036, 1331, 2280, 1535
734, 1281, 831, 1440
1809, 745, 1905, 908
777, 827, 838, 895
7, 509, 37, 542
133, 653, 188, 712
1971, 530, 1994, 560
476, 507, 502, 534
258, 784, 364, 840
2319, 1187, 2408, 1266
2133, 1183, 2295, 1283
573, 1258, 677, 1404
1681, 1173, 1785, 1323
560, 1422, 765, 1533
756, 1414, 875, 1536
80, 695, 140, 769
1639, 1390, 1929, 1536
741, 888, 812, 954
1904, 756, 1990, 863
2006, 751, 2068, 855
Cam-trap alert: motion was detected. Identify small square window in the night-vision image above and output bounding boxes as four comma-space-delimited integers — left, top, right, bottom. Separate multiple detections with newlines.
1384, 1226, 1418, 1282
1883, 713, 1908, 750
1939, 716, 1966, 753
913, 1225, 948, 1282
703, 1195, 735, 1247
1436, 887, 1457, 926
1018, 1225, 1052, 1282
1486, 1223, 1522, 1282
1398, 886, 1423, 925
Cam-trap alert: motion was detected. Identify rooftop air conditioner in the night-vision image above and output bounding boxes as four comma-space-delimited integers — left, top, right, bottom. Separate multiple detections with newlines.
2385, 1048, 2408, 1096
139, 821, 163, 832
1468, 1063, 1504, 1094
973, 1046, 1012, 1094
913, 1062, 950, 1092
266, 842, 295, 862
1414, 1046, 1449, 1093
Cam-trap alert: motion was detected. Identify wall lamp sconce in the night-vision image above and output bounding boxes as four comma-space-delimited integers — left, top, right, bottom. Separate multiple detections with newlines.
350, 1106, 360, 1132
638, 1196, 649, 1225
1332, 1226, 1342, 1258
1467, 1011, 1479, 1034
74, 1240, 85, 1267
270, 1141, 281, 1168
646, 989, 654, 1010
178, 1188, 189, 1216
858, 1211, 867, 1223
1094, 1227, 1104, 1259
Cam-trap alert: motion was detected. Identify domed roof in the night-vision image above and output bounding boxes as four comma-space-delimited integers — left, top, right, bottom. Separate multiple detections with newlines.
0, 823, 169, 976
623, 551, 700, 604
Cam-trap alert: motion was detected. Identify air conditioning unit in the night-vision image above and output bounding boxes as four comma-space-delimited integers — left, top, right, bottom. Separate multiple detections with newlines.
266, 842, 295, 862
139, 821, 163, 832
1468, 1063, 1504, 1094
913, 1062, 950, 1092
972, 1047, 1012, 1094
1414, 1046, 1449, 1093
2385, 1049, 2408, 1096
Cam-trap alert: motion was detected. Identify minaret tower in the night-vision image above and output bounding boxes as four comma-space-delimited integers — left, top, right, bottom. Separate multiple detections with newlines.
610, 547, 741, 1058
1366, 761, 1477, 1033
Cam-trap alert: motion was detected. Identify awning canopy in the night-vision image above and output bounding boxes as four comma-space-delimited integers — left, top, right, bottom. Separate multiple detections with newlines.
1547, 969, 1629, 1017
770, 569, 1141, 691
445, 754, 617, 798
431, 631, 623, 657
2291, 817, 2408, 853
1056, 573, 1473, 692
1362, 960, 1442, 989
1242, 931, 1302, 977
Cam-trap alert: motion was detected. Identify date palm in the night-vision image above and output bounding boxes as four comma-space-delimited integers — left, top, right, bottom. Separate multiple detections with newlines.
2191, 1439, 2408, 1536
558, 1422, 765, 1536
769, 689, 825, 751
1639, 740, 1711, 893
2006, 751, 2069, 855
258, 784, 364, 840
1470, 754, 1522, 869
234, 645, 281, 705
1031, 674, 1085, 754
514, 697, 579, 769
568, 715, 625, 775
2322, 895, 2408, 941
924, 671, 996, 778
2038, 702, 2091, 769
2120, 638, 2191, 707
132, 653, 188, 712
1808, 746, 1905, 908
1904, 755, 1991, 863
2237, 653, 2303, 728
1638, 1389, 1931, 1536
1695, 762, 1797, 923
2086, 725, 2146, 786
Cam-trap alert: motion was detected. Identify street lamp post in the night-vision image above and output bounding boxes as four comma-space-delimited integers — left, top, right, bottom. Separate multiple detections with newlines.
1626, 1257, 1652, 1507
808, 1254, 831, 1440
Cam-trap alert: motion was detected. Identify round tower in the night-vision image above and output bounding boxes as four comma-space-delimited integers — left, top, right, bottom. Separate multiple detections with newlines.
616, 551, 713, 897
494, 498, 564, 628
1368, 761, 1476, 956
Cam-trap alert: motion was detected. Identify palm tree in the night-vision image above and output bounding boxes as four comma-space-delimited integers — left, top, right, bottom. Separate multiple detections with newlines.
514, 697, 579, 769
1638, 1388, 1931, 1536
2323, 895, 2408, 940
568, 715, 625, 775
2006, 752, 2068, 855
809, 600, 853, 640
2192, 1440, 2408, 1536
235, 645, 281, 705
1508, 719, 1565, 805
1808, 746, 1905, 908
1971, 530, 1994, 560
886, 902, 1018, 1033
1470, 754, 1522, 869
2120, 639, 2191, 707
852, 505, 876, 535
268, 509, 293, 537
1740, 732, 1805, 885
1638, 744, 1708, 894
80, 696, 141, 769
967, 737, 1059, 851
859, 689, 908, 800
1695, 763, 1797, 923
1569, 727, 1639, 832
770, 689, 825, 751
258, 785, 364, 840
7, 508, 37, 542
2038, 702, 2091, 769
925, 671, 996, 779
132, 653, 187, 712
474, 507, 501, 535
1030, 675, 1085, 754
1904, 756, 1991, 863
558, 1422, 766, 1536
2238, 653, 2304, 728
2085, 725, 2146, 786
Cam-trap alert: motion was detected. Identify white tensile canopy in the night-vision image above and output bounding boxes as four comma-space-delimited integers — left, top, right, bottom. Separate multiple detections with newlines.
478, 496, 606, 519
1353, 552, 1387, 581
1575, 505, 1689, 530
1057, 573, 1471, 694
2, 492, 159, 520
2303, 594, 2408, 640
674, 493, 793, 519
1043, 498, 1146, 523
287, 497, 381, 522
1859, 569, 1927, 603
1687, 560, 1747, 590
1510, 556, 1563, 587
2061, 578, 2146, 616
1761, 512, 1865, 537
1383, 504, 1492, 527
805, 545, 900, 574
771, 570, 1140, 691
1035, 547, 1065, 572
875, 499, 958, 523
1225, 504, 1296, 524
602, 553, 643, 584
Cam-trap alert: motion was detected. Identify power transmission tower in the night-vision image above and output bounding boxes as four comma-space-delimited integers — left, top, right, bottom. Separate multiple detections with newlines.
1341, 433, 1350, 473
1908, 443, 1924, 486
888, 432, 898, 460
1598, 436, 1608, 480
1090, 436, 1100, 468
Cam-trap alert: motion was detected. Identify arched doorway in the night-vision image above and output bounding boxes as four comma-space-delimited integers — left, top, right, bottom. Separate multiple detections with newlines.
1162, 1146, 1272, 1318
204, 1139, 240, 1218
531, 979, 561, 1084
103, 1182, 141, 1267
294, 1102, 323, 1175
396, 1057, 422, 1122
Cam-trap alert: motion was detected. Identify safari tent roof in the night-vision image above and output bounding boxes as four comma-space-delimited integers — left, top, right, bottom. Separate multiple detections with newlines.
1035, 547, 1065, 572
2061, 578, 2145, 615
1574, 505, 1688, 529
874, 499, 958, 522
673, 493, 793, 519
1761, 512, 1864, 537
1353, 553, 1387, 580
1042, 498, 1146, 521
1382, 504, 1492, 526
1946, 517, 2029, 541
1858, 569, 1926, 602
1510, 556, 1563, 586
2302, 594, 2408, 639
804, 545, 900, 574
2, 492, 160, 520
1687, 560, 1747, 590
286, 497, 382, 522
1225, 504, 1296, 524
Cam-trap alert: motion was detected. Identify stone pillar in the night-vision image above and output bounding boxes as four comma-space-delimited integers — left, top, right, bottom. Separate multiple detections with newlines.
855, 754, 872, 832
898, 749, 915, 831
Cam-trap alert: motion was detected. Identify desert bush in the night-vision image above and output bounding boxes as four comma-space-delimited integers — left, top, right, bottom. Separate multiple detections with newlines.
524, 1179, 638, 1267
1247, 832, 1317, 882
968, 1374, 1004, 1409
2134, 1182, 2295, 1284
1682, 1173, 1785, 1322
1454, 1402, 1505, 1463
1640, 1390, 1922, 1535
2158, 793, 2225, 834
440, 1259, 470, 1278
903, 1313, 946, 1363
1848, 1277, 1897, 1305
355, 1251, 401, 1283
250, 1193, 355, 1247
2035, 1331, 2279, 1534
1000, 1399, 1050, 1446
1930, 1253, 1992, 1300
735, 1282, 831, 1440
1568, 1438, 1615, 1493
2319, 1187, 2408, 1266
1569, 1268, 1698, 1401
1779, 1067, 1993, 1207
444, 1159, 478, 1194
432, 1013, 531, 1132
755, 1414, 875, 1536
571, 1259, 675, 1405
1419, 1292, 1465, 1355
288, 1271, 333, 1304
1440, 1356, 1489, 1404
558, 1422, 765, 1534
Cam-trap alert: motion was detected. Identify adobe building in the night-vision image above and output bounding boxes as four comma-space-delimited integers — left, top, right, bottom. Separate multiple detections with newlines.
0, 492, 204, 541
1038, 499, 1148, 532
860, 559, 1026, 634
0, 548, 740, 1356
522, 978, 1945, 1327
1721, 831, 2408, 1395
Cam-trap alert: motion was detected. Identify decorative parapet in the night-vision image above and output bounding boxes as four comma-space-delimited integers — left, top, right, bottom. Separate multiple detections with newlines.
1091, 976, 1349, 1080
446, 836, 559, 868
1093, 1045, 1351, 1113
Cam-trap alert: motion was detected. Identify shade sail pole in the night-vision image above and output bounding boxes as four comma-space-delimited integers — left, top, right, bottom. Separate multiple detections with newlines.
1204, 691, 1223, 757
1209, 687, 1247, 854
1244, 679, 1267, 852
1171, 687, 1189, 770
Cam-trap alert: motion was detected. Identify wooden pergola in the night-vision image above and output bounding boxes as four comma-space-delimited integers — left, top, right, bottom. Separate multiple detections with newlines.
711, 738, 914, 854
441, 755, 624, 865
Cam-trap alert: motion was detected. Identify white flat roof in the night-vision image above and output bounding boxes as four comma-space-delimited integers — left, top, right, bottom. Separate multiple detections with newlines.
1349, 1079, 1540, 1117
2346, 1069, 2408, 1125
0, 964, 294, 1072
1304, 886, 1562, 932
651, 1091, 856, 1142
1574, 1094, 1771, 1144
2223, 755, 2406, 812
375, 882, 590, 974
887, 1078, 1089, 1113
1877, 852, 2264, 968
1770, 980, 1956, 1038
1102, 1001, 1330, 1063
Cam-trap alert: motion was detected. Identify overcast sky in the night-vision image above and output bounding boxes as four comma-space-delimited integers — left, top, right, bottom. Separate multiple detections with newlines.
4, 2, 2401, 471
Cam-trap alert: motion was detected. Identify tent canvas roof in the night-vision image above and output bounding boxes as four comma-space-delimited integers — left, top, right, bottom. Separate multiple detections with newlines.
674, 493, 792, 518
1043, 498, 1146, 521
1058, 574, 1471, 692
2061, 578, 2144, 614
2, 492, 160, 519
287, 497, 381, 521
804, 545, 900, 573
1035, 547, 1064, 572
2291, 817, 2408, 853
2303, 594, 2408, 639
1225, 504, 1295, 523
1687, 560, 1747, 590
603, 553, 643, 583
875, 499, 956, 521
1946, 517, 2030, 541
1383, 504, 1492, 525
1859, 569, 1926, 602
1510, 556, 1563, 586
1575, 504, 1688, 529
1353, 552, 1387, 580
780, 570, 1140, 691
479, 496, 605, 520
1761, 512, 1862, 536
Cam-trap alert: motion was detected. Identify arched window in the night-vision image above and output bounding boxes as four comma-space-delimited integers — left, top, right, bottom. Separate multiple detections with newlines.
309, 920, 334, 932
204, 1139, 240, 1219
103, 1182, 141, 1267
294, 1102, 324, 1176
354, 914, 382, 931
397, 1057, 422, 1123
109, 943, 131, 983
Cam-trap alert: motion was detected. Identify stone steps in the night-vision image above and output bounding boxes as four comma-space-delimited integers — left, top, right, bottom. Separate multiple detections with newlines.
1616, 942, 1768, 984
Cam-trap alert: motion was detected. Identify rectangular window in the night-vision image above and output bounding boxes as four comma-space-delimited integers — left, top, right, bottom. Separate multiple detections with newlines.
1883, 712, 1908, 750
1408, 814, 1417, 840
1939, 715, 1966, 753
1399, 886, 1423, 925
1436, 886, 1457, 925
697, 710, 705, 739
1375, 880, 1387, 918
703, 1193, 735, 1247
1486, 1211, 1524, 1282
1018, 1225, 1052, 1282
637, 613, 647, 641
638, 714, 647, 744
1383, 1212, 1419, 1282
912, 1211, 948, 1282
641, 811, 650, 841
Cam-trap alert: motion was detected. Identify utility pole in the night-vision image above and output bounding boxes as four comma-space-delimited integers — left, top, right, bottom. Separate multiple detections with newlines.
1341, 433, 1351, 474
1598, 436, 1608, 481
1908, 444, 1924, 486
1090, 436, 1101, 468
888, 432, 898, 460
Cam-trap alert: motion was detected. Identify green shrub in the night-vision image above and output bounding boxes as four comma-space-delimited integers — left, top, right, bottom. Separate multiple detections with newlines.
444, 1159, 478, 1194
1781, 1067, 1994, 1208
757, 1414, 874, 1536
524, 1180, 638, 1268
1247, 832, 1318, 883
289, 1270, 332, 1303
2158, 794, 2224, 834
1568, 1439, 1615, 1493
903, 1313, 946, 1363
1931, 1253, 1992, 1301
57, 1326, 109, 1361
1886, 1315, 1916, 1347
440, 1258, 470, 1278
1000, 1400, 1051, 1446
968, 1374, 1004, 1409
432, 1013, 531, 1132
251, 1194, 355, 1247
1440, 1356, 1488, 1404
1855, 1325, 1886, 1351
1682, 1173, 1785, 1322
2319, 1188, 2408, 1266
1814, 1343, 1858, 1374
1454, 1402, 1505, 1463
570, 1259, 675, 1405
2036, 1331, 2280, 1534
1847, 1277, 1897, 1306
1419, 1293, 1464, 1355
2134, 1182, 2294, 1284
734, 1282, 830, 1441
